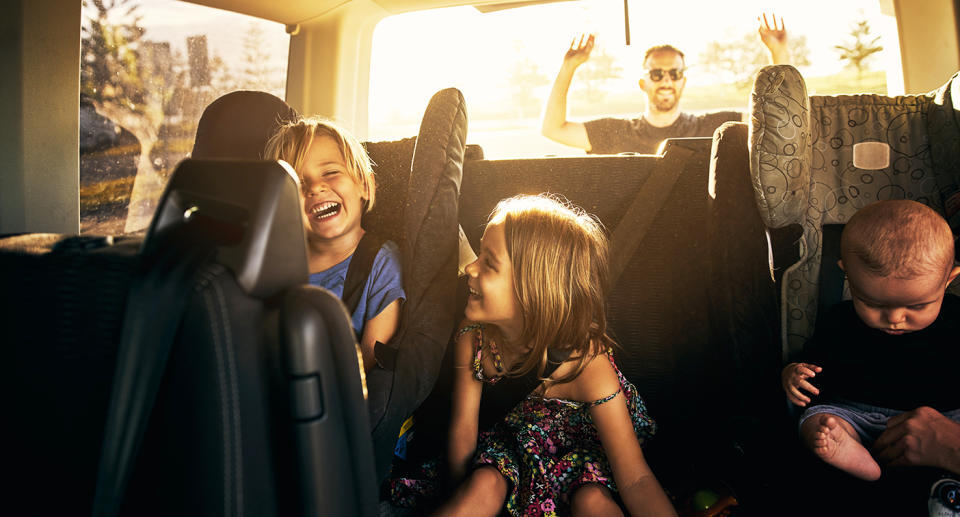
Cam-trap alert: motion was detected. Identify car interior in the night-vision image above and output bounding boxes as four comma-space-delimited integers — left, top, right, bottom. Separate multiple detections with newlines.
3, 0, 960, 515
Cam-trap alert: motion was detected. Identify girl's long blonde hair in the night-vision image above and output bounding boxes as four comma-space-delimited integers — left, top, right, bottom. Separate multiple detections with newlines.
263, 116, 376, 211
490, 194, 614, 384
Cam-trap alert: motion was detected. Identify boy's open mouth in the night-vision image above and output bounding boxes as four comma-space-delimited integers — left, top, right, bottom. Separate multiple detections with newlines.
310, 201, 341, 221
468, 286, 481, 298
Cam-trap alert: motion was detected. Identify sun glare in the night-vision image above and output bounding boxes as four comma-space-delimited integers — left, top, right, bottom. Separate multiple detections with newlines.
369, 0, 897, 158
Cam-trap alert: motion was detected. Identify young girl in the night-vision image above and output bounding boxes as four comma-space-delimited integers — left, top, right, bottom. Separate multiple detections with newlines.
263, 117, 404, 371
435, 194, 676, 517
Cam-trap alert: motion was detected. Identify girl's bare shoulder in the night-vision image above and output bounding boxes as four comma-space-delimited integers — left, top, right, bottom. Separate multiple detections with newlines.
570, 352, 620, 402
551, 349, 619, 403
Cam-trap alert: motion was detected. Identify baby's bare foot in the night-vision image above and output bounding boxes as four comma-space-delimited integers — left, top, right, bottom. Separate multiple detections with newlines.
811, 416, 881, 481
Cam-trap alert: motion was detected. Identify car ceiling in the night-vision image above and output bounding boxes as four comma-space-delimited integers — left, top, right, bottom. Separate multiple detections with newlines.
181, 0, 562, 24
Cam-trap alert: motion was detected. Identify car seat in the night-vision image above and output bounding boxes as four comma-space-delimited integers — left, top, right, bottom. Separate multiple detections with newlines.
3, 158, 378, 516
362, 88, 467, 482
191, 90, 299, 160
748, 65, 960, 361
186, 88, 467, 483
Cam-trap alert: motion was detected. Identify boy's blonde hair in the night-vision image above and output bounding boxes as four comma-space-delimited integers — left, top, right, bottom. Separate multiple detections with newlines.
489, 194, 613, 384
841, 199, 956, 279
263, 116, 376, 211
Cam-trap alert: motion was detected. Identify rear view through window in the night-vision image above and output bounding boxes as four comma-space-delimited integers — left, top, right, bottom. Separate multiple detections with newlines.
368, 0, 899, 159
79, 0, 289, 234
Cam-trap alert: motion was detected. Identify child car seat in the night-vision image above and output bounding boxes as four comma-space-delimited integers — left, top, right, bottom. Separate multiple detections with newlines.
749, 65, 960, 361
362, 88, 467, 482
189, 88, 467, 483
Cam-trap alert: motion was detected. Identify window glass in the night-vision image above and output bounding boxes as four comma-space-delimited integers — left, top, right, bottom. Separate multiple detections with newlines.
368, 0, 898, 159
80, 0, 289, 234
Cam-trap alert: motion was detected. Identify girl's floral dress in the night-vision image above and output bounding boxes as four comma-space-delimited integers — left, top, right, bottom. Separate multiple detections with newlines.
389, 324, 656, 516
471, 340, 656, 515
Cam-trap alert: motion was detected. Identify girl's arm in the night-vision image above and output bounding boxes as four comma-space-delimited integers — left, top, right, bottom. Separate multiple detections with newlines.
358, 298, 401, 371
447, 322, 484, 483
578, 358, 678, 517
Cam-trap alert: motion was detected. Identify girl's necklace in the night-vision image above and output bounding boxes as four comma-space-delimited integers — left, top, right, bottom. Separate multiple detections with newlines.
472, 326, 504, 383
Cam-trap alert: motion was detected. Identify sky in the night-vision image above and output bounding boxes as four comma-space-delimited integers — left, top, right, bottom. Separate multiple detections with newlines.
368, 0, 898, 122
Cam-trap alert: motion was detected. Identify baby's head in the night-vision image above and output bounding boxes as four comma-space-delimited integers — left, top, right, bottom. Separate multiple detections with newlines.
840, 199, 960, 335
264, 117, 375, 242
466, 194, 610, 379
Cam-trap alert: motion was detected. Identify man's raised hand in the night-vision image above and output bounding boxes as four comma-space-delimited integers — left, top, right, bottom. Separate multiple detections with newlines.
564, 34, 595, 68
758, 13, 790, 64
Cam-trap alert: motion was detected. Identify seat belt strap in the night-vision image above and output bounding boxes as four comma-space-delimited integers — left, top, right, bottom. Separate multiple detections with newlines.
91, 225, 217, 517
342, 231, 387, 316
609, 146, 694, 284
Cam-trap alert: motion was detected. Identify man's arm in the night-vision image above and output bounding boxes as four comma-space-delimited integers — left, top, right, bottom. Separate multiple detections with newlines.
541, 34, 593, 151
758, 13, 790, 64
874, 406, 960, 474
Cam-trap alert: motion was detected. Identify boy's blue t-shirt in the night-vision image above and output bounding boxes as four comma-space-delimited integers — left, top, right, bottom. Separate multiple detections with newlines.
308, 239, 405, 337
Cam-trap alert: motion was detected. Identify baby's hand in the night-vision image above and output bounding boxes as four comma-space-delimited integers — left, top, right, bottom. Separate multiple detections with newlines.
781, 362, 822, 407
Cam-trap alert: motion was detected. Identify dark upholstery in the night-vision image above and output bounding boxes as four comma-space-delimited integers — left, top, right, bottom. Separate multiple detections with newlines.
364, 137, 417, 244
5, 160, 378, 516
5, 235, 139, 514
363, 88, 467, 481
453, 137, 782, 496
192, 90, 299, 160
706, 123, 783, 419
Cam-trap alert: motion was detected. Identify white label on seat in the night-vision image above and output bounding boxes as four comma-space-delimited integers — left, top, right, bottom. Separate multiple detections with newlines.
852, 141, 890, 170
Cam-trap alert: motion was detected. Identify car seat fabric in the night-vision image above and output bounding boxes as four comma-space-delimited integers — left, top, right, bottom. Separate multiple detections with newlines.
4, 234, 140, 515
5, 159, 379, 516
451, 139, 784, 498
749, 65, 960, 359
362, 88, 467, 482
191, 90, 300, 160
707, 122, 783, 416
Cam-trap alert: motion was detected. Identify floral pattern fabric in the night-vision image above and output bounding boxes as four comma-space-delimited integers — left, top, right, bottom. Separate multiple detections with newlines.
474, 350, 656, 516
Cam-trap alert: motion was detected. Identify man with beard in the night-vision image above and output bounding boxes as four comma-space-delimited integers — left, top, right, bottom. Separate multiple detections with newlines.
541, 14, 791, 154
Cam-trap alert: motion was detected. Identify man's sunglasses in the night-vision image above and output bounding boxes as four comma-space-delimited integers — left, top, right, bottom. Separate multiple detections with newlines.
646, 68, 684, 81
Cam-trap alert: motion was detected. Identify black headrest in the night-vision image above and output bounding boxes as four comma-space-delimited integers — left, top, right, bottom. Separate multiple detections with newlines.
145, 159, 308, 298
192, 90, 299, 160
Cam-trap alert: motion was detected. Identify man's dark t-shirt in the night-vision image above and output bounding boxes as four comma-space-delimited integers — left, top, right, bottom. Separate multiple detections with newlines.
584, 111, 742, 154
801, 294, 960, 412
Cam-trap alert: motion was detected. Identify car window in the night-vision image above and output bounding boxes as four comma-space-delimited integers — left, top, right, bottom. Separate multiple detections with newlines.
80, 0, 289, 235
368, 0, 899, 159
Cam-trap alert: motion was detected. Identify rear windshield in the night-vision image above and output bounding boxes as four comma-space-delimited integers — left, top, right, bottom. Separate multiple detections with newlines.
368, 0, 899, 159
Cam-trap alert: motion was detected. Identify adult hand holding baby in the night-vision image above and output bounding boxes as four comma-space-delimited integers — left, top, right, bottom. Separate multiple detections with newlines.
873, 406, 960, 474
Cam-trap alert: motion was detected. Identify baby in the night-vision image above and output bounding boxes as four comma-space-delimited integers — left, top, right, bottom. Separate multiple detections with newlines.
782, 199, 960, 480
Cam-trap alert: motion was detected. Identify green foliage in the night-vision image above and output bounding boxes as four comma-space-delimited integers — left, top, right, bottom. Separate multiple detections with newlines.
80, 0, 147, 107
834, 18, 883, 79
505, 52, 550, 118
699, 31, 811, 90
574, 47, 623, 103
241, 23, 279, 93
804, 69, 886, 96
